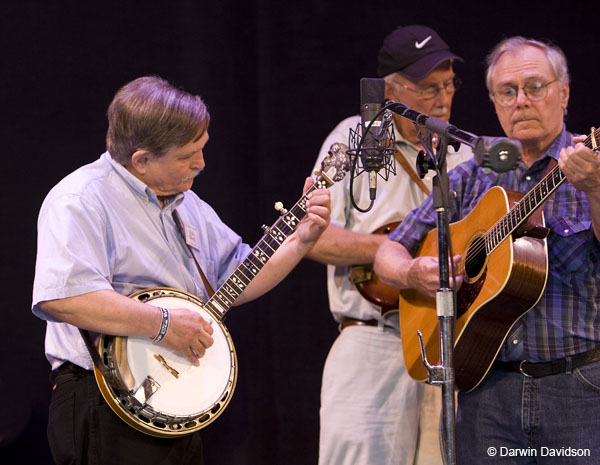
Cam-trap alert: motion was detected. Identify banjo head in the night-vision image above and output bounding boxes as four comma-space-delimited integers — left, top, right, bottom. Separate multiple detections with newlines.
95, 288, 237, 437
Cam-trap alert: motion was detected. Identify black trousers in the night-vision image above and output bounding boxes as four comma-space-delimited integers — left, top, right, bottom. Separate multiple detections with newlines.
48, 363, 205, 465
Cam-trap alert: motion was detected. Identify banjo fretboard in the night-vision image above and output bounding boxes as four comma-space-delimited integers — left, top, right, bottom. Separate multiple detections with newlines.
204, 177, 332, 320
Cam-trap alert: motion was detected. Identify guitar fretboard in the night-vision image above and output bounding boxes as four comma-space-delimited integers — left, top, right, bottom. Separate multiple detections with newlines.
485, 127, 598, 254
204, 176, 332, 320
486, 165, 565, 253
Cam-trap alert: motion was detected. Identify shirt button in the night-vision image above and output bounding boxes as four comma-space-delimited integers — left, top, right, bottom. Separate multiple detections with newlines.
512, 339, 519, 345
525, 176, 531, 181
564, 229, 569, 234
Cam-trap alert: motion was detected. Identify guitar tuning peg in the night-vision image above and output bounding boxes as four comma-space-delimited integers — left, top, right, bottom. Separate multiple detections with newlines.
274, 201, 288, 215
261, 224, 270, 233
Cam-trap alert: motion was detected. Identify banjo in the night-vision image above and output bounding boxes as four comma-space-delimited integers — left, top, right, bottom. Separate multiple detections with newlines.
93, 143, 350, 437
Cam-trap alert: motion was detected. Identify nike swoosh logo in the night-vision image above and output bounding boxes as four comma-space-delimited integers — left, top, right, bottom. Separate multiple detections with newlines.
415, 36, 432, 49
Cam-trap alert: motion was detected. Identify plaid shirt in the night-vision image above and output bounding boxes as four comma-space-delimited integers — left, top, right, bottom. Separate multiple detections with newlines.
390, 126, 600, 362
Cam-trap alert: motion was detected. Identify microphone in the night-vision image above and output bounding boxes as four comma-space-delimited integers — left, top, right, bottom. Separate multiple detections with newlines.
473, 136, 522, 173
358, 78, 393, 200
382, 99, 522, 174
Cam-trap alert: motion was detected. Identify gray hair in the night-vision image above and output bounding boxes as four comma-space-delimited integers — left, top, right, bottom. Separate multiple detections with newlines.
485, 36, 570, 93
106, 76, 210, 165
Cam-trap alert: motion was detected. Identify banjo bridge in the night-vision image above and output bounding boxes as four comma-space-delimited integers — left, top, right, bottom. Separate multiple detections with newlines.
154, 353, 180, 378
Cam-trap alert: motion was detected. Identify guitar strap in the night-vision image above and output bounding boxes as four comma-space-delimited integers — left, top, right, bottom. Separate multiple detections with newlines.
394, 145, 431, 196
172, 209, 215, 298
542, 156, 558, 177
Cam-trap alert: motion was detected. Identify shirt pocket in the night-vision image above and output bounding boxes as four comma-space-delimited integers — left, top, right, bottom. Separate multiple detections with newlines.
549, 217, 591, 238
546, 216, 592, 275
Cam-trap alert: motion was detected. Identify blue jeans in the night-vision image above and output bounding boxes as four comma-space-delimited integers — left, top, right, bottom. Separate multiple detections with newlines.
455, 361, 600, 464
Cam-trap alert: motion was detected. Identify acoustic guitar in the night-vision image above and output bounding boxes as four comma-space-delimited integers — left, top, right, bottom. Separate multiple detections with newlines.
399, 128, 599, 392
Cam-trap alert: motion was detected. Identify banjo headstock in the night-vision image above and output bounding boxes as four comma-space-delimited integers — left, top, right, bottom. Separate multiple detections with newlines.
319, 142, 351, 184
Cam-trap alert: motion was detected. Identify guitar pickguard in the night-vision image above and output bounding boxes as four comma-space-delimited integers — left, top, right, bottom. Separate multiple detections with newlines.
456, 267, 487, 318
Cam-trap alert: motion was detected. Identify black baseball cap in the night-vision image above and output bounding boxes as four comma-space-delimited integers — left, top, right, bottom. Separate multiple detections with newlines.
377, 25, 463, 80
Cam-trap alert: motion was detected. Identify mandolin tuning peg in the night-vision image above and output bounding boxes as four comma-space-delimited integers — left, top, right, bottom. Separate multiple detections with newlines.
274, 201, 288, 215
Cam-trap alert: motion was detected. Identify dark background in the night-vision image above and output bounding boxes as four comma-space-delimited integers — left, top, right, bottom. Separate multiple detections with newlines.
2, 1, 600, 464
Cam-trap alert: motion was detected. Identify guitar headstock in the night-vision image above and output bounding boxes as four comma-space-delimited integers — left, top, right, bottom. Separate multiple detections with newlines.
586, 126, 600, 152
319, 142, 351, 183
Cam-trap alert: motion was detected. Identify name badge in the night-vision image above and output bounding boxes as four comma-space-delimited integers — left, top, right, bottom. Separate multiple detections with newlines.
183, 222, 201, 250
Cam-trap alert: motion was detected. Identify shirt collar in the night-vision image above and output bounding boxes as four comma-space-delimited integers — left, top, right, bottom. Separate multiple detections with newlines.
393, 121, 419, 152
102, 151, 185, 209
526, 124, 569, 174
545, 124, 569, 162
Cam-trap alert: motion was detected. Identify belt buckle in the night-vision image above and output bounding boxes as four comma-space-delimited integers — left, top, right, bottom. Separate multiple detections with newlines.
519, 360, 533, 377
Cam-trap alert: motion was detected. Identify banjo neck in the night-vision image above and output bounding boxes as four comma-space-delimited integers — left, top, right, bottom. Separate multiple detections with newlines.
204, 176, 333, 321
94, 143, 351, 438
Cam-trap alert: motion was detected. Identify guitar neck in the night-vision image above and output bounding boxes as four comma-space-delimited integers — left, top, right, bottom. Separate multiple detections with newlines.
486, 126, 599, 253
204, 175, 333, 320
486, 164, 565, 253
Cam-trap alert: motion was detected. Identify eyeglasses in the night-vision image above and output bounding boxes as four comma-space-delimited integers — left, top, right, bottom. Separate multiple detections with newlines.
393, 76, 462, 100
490, 79, 557, 107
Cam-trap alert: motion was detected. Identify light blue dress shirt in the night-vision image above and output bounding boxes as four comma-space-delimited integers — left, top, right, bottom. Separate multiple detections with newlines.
32, 152, 251, 370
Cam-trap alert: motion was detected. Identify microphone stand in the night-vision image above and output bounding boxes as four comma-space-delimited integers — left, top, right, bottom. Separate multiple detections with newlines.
384, 100, 459, 465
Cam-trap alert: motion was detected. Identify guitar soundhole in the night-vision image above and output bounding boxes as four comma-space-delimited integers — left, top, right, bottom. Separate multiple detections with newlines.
464, 236, 486, 280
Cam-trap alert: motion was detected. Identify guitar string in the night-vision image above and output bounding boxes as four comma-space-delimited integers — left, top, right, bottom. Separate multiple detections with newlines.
459, 164, 562, 274
459, 129, 597, 274
461, 130, 595, 271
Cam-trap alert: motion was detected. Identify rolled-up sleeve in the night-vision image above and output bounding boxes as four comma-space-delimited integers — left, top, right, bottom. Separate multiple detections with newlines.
32, 192, 113, 321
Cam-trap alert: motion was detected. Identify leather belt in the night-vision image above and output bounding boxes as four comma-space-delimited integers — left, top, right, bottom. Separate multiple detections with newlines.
338, 318, 397, 332
339, 318, 379, 331
494, 347, 600, 378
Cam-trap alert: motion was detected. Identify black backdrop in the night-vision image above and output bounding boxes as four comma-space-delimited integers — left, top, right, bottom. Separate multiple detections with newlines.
2, 1, 600, 464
